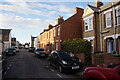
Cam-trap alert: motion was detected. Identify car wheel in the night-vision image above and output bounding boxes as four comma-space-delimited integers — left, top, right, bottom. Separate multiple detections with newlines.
59, 66, 64, 73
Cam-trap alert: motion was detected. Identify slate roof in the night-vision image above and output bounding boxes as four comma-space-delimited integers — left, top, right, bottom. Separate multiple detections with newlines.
100, 0, 120, 11
0, 29, 11, 34
88, 5, 100, 12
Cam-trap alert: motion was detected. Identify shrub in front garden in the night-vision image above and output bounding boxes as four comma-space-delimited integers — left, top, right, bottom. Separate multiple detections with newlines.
62, 38, 92, 65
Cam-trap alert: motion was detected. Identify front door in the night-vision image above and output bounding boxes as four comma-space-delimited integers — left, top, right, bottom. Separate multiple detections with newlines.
110, 40, 114, 53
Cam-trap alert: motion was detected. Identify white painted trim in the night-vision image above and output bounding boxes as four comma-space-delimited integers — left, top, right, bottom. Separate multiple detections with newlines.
56, 40, 58, 42
84, 36, 95, 41
83, 14, 94, 20
104, 9, 112, 14
60, 40, 62, 42
3, 41, 9, 44
82, 6, 94, 18
50, 41, 54, 43
105, 12, 112, 28
115, 5, 120, 9
104, 34, 120, 39
116, 34, 120, 38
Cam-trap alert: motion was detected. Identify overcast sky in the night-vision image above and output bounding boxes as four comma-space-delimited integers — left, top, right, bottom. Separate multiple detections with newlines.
0, 0, 112, 44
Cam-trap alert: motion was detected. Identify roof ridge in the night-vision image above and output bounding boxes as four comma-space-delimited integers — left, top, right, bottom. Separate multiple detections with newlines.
88, 4, 100, 9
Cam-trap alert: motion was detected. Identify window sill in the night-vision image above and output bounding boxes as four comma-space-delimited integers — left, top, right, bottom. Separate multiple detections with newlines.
85, 29, 93, 32
105, 26, 111, 29
117, 24, 120, 26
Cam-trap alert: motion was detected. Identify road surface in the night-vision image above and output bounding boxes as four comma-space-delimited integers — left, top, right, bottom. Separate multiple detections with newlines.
3, 49, 83, 80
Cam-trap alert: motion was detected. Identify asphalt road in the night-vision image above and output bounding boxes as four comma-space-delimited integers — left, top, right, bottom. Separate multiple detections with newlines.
2, 49, 83, 80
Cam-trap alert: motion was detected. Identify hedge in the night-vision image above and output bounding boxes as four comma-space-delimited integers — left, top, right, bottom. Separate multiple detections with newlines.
61, 38, 92, 65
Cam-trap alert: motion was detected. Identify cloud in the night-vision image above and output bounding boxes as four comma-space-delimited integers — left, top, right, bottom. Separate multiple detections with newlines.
2, 0, 113, 2
29, 3, 72, 13
0, 13, 55, 30
0, 1, 59, 17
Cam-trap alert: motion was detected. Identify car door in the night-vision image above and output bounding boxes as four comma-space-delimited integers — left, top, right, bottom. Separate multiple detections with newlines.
53, 52, 59, 67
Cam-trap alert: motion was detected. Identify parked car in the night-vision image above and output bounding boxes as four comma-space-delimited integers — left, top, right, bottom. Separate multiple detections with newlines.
5, 48, 16, 55
83, 64, 120, 80
29, 47, 35, 52
48, 50, 83, 73
35, 48, 48, 58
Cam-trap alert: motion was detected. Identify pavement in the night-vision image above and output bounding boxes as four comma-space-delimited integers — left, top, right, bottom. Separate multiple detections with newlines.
2, 49, 84, 80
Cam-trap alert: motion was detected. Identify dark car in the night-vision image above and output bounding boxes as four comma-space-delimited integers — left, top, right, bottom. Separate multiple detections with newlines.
48, 50, 83, 73
35, 48, 48, 58
29, 47, 35, 52
5, 48, 16, 55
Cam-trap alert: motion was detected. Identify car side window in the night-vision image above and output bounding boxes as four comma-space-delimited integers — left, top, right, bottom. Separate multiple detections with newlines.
53, 52, 58, 57
50, 51, 54, 56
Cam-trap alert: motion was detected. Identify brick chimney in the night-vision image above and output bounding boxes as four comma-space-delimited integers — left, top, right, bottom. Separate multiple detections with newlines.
56, 16, 64, 24
95, 0, 103, 8
48, 24, 53, 29
74, 7, 84, 17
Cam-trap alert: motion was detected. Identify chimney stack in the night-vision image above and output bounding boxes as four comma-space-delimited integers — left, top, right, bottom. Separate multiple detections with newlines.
95, 0, 103, 8
56, 16, 64, 24
74, 7, 84, 17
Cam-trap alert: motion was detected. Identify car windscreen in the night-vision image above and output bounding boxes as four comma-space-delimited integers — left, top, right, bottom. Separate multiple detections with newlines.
58, 51, 72, 60
7, 48, 15, 50
30, 47, 35, 48
37, 49, 44, 51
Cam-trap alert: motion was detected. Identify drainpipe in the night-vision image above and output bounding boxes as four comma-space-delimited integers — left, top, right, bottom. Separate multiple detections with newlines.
99, 10, 102, 51
112, 2, 116, 54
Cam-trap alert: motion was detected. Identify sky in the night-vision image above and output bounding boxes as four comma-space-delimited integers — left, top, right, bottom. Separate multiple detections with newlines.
0, 0, 113, 44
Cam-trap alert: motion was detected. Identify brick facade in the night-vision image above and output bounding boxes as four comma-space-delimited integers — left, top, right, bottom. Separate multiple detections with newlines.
54, 7, 84, 51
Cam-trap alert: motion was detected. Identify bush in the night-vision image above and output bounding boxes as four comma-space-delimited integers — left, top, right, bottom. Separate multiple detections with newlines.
61, 38, 92, 65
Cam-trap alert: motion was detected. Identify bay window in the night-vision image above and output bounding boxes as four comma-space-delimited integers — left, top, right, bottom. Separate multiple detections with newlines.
84, 17, 93, 32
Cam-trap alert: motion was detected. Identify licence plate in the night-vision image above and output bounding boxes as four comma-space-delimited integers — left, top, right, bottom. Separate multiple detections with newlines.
72, 66, 79, 69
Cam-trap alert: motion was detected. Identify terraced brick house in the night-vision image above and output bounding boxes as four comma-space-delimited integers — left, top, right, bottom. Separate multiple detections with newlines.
100, 0, 120, 54
38, 24, 55, 53
38, 7, 84, 53
82, 0, 103, 53
0, 29, 12, 54
54, 7, 84, 50
83, 0, 120, 54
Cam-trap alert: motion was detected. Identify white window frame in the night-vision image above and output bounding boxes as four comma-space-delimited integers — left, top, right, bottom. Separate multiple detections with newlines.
84, 17, 93, 32
0, 35, 2, 41
105, 12, 111, 28
54, 28, 55, 37
47, 32, 49, 39
83, 14, 94, 32
117, 8, 120, 25
50, 30, 51, 39
84, 19, 88, 31
58, 26, 60, 36
56, 42, 58, 50
89, 18, 93, 30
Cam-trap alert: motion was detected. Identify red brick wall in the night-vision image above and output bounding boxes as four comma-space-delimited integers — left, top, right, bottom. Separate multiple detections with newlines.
3, 34, 9, 41
54, 8, 84, 51
61, 8, 84, 41
92, 53, 120, 67
75, 53, 85, 64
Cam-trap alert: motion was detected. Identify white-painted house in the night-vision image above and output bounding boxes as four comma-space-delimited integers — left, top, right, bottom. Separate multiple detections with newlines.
0, 29, 12, 54
34, 37, 39, 49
